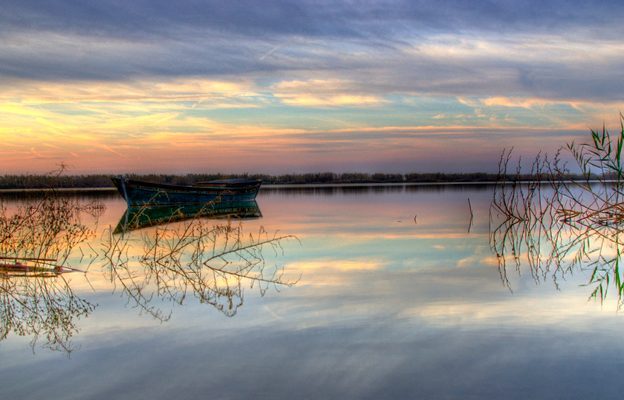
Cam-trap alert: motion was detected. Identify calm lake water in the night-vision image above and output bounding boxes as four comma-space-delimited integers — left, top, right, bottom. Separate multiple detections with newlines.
1, 185, 623, 400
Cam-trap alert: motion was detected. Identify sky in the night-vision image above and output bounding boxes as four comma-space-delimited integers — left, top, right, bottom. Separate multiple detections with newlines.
1, 0, 624, 174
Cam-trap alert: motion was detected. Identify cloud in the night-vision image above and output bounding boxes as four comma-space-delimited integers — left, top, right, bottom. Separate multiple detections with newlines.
1, 1, 624, 104
272, 79, 384, 107
0, 78, 260, 105
2, 0, 624, 40
5, 70, 621, 174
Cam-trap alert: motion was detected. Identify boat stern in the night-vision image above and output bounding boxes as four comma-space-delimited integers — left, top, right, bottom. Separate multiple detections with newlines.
111, 176, 129, 203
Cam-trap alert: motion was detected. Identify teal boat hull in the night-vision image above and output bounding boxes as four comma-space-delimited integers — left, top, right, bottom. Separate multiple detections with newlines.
111, 176, 261, 207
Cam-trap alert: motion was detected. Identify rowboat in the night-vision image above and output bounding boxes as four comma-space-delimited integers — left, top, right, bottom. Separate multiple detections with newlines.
111, 176, 262, 206
114, 200, 262, 233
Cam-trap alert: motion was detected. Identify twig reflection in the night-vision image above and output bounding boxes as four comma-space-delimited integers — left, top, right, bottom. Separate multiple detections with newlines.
101, 204, 296, 319
0, 195, 101, 352
0, 273, 95, 353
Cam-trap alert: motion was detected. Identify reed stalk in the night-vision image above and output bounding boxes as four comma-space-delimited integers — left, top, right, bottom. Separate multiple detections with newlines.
491, 115, 624, 307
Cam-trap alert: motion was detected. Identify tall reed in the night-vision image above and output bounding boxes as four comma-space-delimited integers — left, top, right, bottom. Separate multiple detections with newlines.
491, 115, 624, 306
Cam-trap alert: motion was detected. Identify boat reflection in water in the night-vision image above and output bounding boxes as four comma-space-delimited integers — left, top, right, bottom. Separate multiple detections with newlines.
105, 200, 295, 320
113, 200, 262, 233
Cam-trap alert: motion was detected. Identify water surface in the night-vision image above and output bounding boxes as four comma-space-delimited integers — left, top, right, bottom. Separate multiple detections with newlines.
1, 185, 622, 400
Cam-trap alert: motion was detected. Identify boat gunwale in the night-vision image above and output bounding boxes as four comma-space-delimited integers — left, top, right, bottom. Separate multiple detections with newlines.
112, 177, 262, 193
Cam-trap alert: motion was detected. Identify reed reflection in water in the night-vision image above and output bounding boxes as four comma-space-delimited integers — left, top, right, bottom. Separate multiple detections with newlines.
491, 137, 624, 307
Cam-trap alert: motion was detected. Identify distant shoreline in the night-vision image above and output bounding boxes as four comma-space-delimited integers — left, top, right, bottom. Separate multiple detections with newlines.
0, 179, 609, 194
0, 181, 497, 193
0, 172, 592, 191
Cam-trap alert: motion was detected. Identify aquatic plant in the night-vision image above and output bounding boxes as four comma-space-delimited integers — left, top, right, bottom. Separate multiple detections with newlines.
491, 115, 624, 307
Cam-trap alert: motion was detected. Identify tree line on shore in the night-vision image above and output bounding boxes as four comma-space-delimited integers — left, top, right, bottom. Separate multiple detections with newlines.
0, 171, 591, 189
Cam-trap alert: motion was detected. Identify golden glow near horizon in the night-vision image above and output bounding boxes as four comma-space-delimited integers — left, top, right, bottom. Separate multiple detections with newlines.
1, 75, 620, 174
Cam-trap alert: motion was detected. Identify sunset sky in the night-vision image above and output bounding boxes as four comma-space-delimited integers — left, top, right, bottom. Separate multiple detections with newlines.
2, 0, 624, 174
